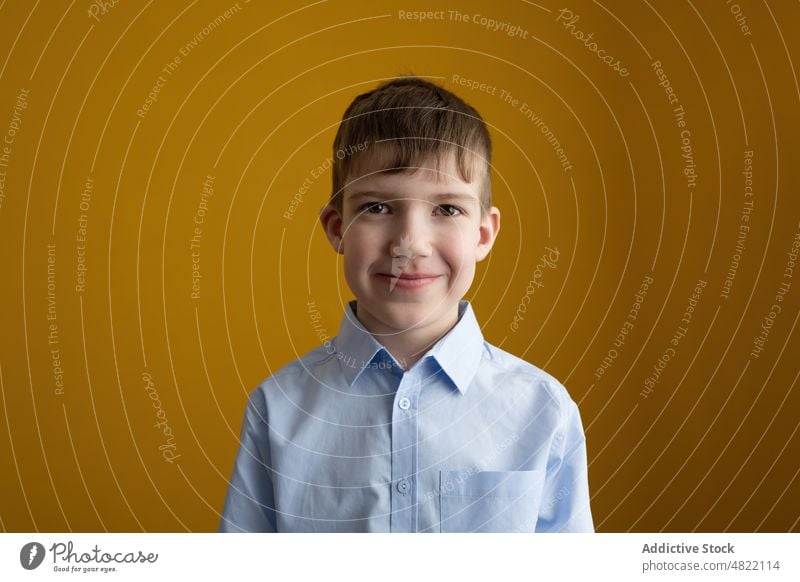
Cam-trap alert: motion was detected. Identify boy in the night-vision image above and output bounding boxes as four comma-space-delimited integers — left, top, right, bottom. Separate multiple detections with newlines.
220, 77, 593, 532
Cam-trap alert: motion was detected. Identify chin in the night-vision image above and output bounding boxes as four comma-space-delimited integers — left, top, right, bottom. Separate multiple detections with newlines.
383, 299, 455, 329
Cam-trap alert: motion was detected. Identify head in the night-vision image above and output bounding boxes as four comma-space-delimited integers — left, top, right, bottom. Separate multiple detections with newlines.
319, 76, 500, 337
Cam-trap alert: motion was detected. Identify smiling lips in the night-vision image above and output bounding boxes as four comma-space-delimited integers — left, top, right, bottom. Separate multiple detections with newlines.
375, 273, 441, 290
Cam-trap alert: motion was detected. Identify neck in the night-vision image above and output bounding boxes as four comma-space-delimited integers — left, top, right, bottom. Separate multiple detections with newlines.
355, 303, 460, 370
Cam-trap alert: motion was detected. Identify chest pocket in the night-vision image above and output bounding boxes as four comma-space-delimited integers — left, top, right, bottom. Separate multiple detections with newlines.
439, 470, 545, 533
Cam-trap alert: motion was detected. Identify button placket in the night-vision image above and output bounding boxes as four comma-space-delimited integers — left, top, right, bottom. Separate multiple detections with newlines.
390, 373, 419, 532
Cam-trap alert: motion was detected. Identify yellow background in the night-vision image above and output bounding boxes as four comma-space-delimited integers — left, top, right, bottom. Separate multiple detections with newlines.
0, 0, 798, 532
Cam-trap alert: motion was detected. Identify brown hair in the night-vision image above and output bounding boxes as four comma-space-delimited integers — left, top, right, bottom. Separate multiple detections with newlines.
330, 76, 492, 214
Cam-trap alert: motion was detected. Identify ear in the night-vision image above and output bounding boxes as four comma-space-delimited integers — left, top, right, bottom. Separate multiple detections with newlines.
319, 203, 345, 254
475, 206, 500, 261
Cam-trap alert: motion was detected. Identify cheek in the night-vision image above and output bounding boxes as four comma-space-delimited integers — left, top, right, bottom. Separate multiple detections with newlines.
342, 223, 382, 273
343, 243, 367, 271
344, 218, 381, 243
440, 227, 479, 270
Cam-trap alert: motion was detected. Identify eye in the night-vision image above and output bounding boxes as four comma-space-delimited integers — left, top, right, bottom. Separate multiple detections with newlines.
436, 204, 463, 217
359, 202, 389, 214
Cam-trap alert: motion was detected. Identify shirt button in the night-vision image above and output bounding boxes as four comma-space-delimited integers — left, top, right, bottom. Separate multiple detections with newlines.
398, 397, 411, 410
397, 479, 410, 495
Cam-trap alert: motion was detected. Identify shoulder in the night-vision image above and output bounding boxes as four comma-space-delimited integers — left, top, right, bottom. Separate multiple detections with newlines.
249, 343, 337, 406
481, 340, 575, 420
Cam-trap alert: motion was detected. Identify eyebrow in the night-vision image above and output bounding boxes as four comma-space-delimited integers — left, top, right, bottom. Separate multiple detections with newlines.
347, 191, 479, 205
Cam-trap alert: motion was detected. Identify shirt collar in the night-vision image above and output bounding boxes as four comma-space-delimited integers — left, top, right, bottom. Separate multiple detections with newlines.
332, 300, 484, 394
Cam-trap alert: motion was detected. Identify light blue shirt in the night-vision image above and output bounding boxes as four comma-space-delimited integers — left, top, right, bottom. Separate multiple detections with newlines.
220, 300, 593, 532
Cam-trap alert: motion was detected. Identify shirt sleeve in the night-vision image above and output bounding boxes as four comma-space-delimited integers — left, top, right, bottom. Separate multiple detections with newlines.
535, 394, 594, 532
219, 388, 277, 532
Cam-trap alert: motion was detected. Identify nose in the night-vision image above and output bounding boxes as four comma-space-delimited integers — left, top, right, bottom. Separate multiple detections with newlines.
388, 204, 433, 259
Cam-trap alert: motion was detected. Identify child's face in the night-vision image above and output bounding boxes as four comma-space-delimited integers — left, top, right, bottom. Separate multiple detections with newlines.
320, 151, 500, 335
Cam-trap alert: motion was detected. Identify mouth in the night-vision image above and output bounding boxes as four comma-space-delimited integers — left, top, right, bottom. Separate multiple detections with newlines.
375, 273, 441, 290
